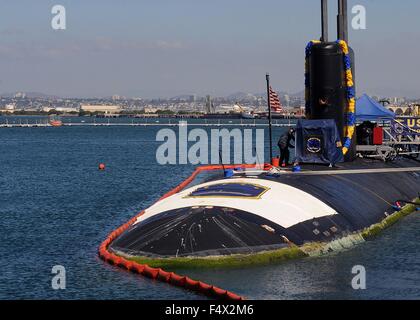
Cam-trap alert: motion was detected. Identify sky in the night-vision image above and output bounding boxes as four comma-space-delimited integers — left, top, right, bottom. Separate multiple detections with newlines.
0, 0, 419, 98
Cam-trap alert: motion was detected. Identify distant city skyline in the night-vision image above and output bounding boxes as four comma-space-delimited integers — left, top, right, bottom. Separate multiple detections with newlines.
0, 0, 419, 99
1, 89, 418, 102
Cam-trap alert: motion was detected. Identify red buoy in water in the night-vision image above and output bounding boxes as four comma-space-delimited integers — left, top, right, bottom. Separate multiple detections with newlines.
98, 163, 106, 171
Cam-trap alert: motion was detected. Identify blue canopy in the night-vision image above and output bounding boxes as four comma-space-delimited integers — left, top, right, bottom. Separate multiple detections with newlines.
356, 94, 395, 121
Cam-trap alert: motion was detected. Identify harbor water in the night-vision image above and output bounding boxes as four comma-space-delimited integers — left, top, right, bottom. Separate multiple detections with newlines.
0, 116, 419, 300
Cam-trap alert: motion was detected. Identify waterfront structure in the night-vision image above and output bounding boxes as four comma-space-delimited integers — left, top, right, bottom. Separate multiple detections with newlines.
80, 104, 121, 114
43, 106, 79, 113
388, 105, 419, 116
0, 104, 16, 113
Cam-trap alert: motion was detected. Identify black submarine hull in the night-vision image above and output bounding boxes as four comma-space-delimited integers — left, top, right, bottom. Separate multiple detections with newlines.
110, 158, 419, 259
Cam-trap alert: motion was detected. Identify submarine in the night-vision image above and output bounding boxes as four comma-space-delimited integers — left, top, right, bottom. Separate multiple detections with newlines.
102, 0, 419, 271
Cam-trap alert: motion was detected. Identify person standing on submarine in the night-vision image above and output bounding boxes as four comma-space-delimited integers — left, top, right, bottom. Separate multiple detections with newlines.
278, 128, 295, 167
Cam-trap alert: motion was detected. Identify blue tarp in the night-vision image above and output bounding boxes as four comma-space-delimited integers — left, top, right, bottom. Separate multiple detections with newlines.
356, 94, 395, 121
295, 119, 344, 165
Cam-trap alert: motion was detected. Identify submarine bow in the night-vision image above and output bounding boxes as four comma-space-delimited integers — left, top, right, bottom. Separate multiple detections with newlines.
110, 178, 339, 257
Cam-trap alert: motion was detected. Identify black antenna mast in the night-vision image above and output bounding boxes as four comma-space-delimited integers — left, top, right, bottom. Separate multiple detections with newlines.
321, 0, 328, 42
337, 0, 349, 43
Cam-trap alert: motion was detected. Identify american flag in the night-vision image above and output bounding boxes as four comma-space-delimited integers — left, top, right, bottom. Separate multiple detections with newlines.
269, 86, 283, 113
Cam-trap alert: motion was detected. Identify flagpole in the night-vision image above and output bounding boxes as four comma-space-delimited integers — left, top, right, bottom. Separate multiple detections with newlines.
266, 73, 273, 164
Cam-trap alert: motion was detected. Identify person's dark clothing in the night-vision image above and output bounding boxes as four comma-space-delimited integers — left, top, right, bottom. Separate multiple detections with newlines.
279, 146, 290, 166
356, 121, 374, 145
278, 131, 295, 165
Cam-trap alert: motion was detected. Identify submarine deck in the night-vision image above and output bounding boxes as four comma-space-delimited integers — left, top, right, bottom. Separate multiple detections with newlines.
110, 158, 419, 258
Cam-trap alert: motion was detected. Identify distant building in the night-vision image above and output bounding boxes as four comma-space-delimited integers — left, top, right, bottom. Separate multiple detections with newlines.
144, 107, 158, 114
390, 97, 406, 105
42, 106, 79, 113
56, 107, 79, 113
81, 105, 121, 114
214, 104, 235, 114
205, 95, 215, 114
14, 92, 26, 99
189, 95, 196, 103
388, 105, 417, 116
284, 94, 290, 108
112, 95, 123, 101
0, 104, 16, 113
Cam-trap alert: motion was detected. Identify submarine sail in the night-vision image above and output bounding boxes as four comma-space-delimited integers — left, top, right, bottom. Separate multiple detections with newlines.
306, 0, 357, 160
